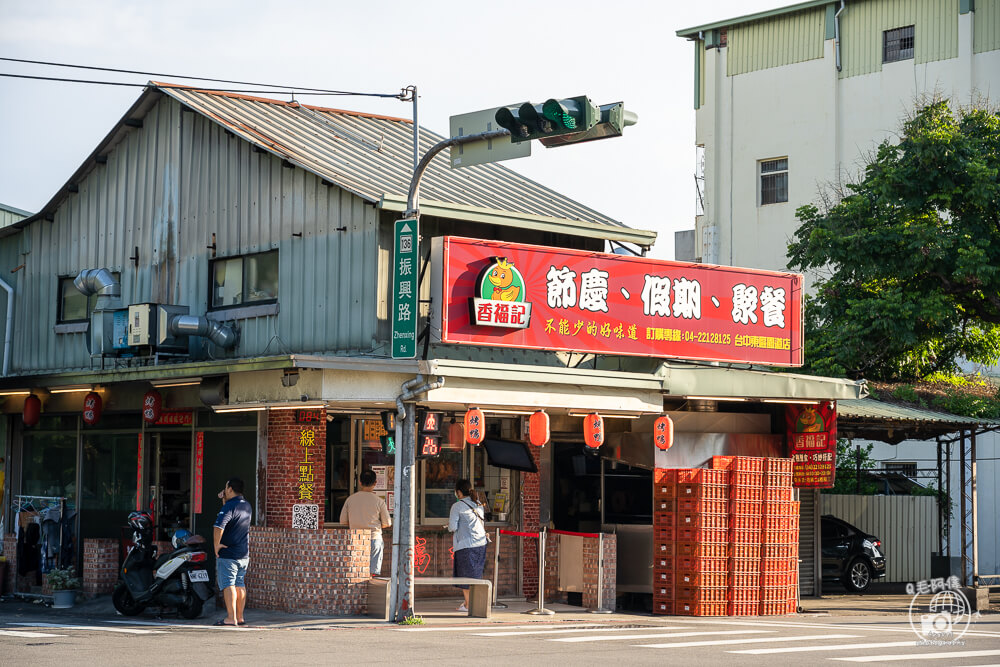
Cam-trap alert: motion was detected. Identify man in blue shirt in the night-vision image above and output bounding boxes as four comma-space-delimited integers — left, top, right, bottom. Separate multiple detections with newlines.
213, 477, 251, 627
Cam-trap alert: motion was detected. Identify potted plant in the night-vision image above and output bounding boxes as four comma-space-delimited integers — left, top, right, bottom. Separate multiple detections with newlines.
46, 567, 81, 609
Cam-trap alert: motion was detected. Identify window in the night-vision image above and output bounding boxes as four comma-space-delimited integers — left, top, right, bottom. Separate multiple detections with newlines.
759, 158, 788, 205
883, 26, 914, 63
58, 272, 121, 323
885, 462, 917, 478
210, 250, 278, 309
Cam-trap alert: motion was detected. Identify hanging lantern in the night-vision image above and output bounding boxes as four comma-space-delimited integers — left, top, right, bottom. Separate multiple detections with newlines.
82, 391, 102, 425
528, 410, 550, 447
447, 419, 466, 451
583, 412, 604, 449
653, 414, 674, 451
142, 390, 163, 424
23, 394, 41, 427
464, 407, 485, 446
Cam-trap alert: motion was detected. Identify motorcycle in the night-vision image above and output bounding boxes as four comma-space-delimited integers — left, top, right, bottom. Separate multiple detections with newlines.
112, 511, 213, 619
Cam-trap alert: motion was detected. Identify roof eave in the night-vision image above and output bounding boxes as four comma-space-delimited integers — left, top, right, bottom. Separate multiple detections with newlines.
676, 0, 833, 38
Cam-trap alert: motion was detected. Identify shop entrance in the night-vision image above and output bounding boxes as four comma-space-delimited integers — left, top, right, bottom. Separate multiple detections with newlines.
151, 433, 192, 541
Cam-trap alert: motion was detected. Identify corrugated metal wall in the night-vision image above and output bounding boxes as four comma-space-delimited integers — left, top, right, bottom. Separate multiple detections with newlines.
839, 0, 959, 78
975, 0, 1000, 54
0, 209, 28, 229
727, 7, 826, 76
821, 494, 938, 583
7, 94, 380, 373
799, 489, 819, 596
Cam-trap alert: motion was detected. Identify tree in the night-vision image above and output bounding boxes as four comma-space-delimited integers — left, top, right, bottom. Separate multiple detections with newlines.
788, 100, 1000, 381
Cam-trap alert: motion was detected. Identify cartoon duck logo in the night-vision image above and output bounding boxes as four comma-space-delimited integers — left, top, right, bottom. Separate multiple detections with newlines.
471, 256, 532, 330
795, 406, 826, 433
479, 257, 526, 303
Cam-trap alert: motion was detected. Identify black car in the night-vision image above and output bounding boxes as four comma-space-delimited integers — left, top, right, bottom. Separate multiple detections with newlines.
821, 514, 886, 592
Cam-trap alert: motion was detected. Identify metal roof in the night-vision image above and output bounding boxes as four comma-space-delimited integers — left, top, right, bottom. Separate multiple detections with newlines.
838, 397, 999, 443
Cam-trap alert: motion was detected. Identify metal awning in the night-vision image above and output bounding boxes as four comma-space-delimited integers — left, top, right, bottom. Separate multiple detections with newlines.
659, 362, 868, 401
838, 398, 1000, 444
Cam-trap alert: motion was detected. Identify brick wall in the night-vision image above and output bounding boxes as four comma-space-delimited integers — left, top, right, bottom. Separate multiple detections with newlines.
246, 526, 369, 615
582, 533, 616, 611
265, 411, 326, 528
2, 534, 14, 595
521, 445, 542, 599
82, 538, 119, 597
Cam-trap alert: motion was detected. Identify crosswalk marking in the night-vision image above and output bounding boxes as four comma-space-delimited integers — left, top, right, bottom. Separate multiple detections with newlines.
472, 626, 691, 637
635, 633, 858, 649
673, 617, 1000, 639
8, 622, 167, 635
551, 629, 772, 643
834, 649, 1000, 662
0, 630, 66, 638
731, 641, 919, 654
398, 622, 639, 632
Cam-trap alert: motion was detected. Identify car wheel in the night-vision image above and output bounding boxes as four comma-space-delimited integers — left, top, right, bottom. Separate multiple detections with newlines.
843, 558, 873, 592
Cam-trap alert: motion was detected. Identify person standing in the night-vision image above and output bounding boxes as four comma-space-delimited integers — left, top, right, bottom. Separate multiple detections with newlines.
448, 479, 488, 612
340, 470, 391, 576
213, 477, 251, 627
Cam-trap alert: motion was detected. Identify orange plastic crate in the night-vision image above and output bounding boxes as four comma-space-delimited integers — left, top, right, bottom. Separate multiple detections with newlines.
761, 570, 797, 587
678, 483, 727, 500
759, 599, 796, 616
655, 526, 676, 542
655, 584, 673, 597
675, 468, 728, 485
762, 514, 794, 530
730, 498, 764, 515
734, 456, 766, 472
677, 526, 729, 542
677, 600, 728, 616
655, 570, 673, 584
764, 471, 794, 488
656, 499, 676, 514
728, 600, 759, 616
760, 557, 798, 572
654, 511, 675, 527
676, 570, 728, 587
763, 487, 794, 502
732, 470, 765, 486
675, 556, 728, 572
654, 483, 677, 499
675, 541, 729, 558
730, 557, 762, 573
729, 571, 761, 588
764, 458, 793, 474
654, 468, 676, 484
731, 543, 762, 559
652, 598, 674, 615
762, 500, 797, 518
730, 528, 762, 544
677, 512, 728, 529
676, 585, 727, 602
654, 541, 673, 556
762, 543, 799, 559
761, 585, 797, 602
731, 485, 763, 502
712, 455, 735, 470
761, 529, 797, 545
728, 586, 761, 603
730, 514, 762, 531
677, 497, 727, 514
656, 555, 673, 570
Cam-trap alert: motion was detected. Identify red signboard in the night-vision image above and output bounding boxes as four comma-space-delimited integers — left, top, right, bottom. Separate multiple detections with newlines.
194, 432, 205, 513
155, 410, 193, 426
437, 237, 803, 366
787, 402, 838, 488
136, 434, 144, 511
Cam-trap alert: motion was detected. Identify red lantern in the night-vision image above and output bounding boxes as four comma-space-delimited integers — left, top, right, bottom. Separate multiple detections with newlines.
142, 390, 163, 424
583, 412, 604, 449
653, 414, 674, 451
23, 394, 41, 426
528, 410, 550, 447
82, 391, 102, 425
464, 407, 485, 446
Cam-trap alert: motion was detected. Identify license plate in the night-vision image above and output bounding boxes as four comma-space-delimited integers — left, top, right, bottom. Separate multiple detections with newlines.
188, 569, 209, 582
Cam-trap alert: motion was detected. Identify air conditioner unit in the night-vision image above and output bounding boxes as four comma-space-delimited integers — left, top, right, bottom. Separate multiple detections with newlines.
127, 303, 190, 353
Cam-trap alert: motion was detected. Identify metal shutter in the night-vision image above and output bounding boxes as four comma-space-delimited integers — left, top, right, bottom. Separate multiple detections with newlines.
798, 489, 819, 596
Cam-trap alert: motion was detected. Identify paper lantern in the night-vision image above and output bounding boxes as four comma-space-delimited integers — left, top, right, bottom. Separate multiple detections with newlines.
653, 414, 674, 451
82, 391, 102, 425
464, 407, 485, 446
583, 412, 604, 449
142, 390, 163, 424
528, 410, 550, 447
23, 394, 41, 426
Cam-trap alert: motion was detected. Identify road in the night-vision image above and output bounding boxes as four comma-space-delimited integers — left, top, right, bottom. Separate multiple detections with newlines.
3, 610, 1000, 666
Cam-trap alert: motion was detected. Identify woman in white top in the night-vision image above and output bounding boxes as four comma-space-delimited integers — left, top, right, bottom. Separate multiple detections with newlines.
448, 478, 488, 612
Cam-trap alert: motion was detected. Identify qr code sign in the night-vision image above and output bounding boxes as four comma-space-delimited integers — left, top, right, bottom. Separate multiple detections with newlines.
399, 234, 412, 253
291, 503, 320, 529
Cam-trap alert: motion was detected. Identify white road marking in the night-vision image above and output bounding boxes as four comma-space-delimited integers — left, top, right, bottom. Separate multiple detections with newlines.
672, 617, 1000, 638
732, 641, 920, 654
0, 630, 66, 638
637, 633, 858, 649
398, 622, 647, 632
8, 622, 167, 635
834, 650, 1000, 662
552, 629, 772, 643
472, 626, 691, 637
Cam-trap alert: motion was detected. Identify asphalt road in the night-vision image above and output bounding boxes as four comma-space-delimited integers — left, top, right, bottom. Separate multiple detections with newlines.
3, 609, 1000, 666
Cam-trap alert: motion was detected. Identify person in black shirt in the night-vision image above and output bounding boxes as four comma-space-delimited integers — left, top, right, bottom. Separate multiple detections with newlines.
213, 477, 252, 626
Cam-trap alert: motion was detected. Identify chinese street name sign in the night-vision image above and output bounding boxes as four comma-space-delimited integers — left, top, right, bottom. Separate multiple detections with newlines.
787, 402, 837, 488
434, 236, 803, 366
392, 219, 419, 359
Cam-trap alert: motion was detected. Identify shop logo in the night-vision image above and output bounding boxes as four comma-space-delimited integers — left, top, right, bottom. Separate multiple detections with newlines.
907, 576, 976, 645
471, 257, 532, 329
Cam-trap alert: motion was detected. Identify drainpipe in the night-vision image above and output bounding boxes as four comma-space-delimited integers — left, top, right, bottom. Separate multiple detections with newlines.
835, 0, 846, 72
389, 373, 445, 622
0, 277, 12, 376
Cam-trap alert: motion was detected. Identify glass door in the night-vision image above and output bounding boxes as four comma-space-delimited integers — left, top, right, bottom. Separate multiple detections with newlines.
153, 433, 192, 541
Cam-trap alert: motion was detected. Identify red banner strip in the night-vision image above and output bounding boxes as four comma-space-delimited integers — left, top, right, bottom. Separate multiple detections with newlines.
549, 529, 601, 538
499, 530, 540, 538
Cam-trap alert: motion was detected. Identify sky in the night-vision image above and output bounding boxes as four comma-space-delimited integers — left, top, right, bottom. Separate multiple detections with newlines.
0, 0, 786, 260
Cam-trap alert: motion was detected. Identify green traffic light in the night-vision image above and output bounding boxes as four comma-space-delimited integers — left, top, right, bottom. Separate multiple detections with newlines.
542, 99, 577, 129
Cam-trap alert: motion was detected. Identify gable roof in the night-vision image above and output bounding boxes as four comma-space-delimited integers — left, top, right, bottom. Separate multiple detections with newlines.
14, 83, 655, 247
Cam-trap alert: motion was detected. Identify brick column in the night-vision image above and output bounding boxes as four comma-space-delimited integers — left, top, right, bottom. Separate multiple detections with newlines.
265, 411, 326, 528
521, 445, 542, 600
582, 533, 616, 611
82, 538, 119, 597
2, 534, 15, 595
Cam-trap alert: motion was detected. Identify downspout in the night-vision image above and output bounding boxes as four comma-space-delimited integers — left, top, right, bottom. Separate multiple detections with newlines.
835, 0, 846, 72
0, 277, 12, 376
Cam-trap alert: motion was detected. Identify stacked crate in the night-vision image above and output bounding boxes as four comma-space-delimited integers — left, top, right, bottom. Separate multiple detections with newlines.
652, 469, 676, 615
760, 458, 799, 615
724, 456, 765, 616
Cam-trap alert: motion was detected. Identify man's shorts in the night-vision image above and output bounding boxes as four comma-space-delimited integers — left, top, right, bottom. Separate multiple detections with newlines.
217, 556, 250, 589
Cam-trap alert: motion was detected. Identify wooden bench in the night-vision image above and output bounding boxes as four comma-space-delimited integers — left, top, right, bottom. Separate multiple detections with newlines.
367, 577, 492, 620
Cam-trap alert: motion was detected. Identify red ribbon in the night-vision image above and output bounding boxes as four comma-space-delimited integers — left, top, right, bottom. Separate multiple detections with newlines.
549, 529, 600, 538
499, 530, 540, 538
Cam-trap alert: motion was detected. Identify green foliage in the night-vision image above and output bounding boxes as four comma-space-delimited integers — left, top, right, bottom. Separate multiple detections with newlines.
824, 439, 879, 495
789, 100, 1000, 381
46, 567, 81, 591
397, 615, 425, 625
892, 385, 920, 403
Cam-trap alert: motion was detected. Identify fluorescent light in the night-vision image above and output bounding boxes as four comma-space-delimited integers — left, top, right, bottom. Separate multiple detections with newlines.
269, 402, 326, 410
685, 396, 747, 402
212, 405, 266, 413
483, 409, 534, 415
762, 399, 820, 405
150, 378, 201, 388
568, 411, 641, 419
0, 390, 31, 396
50, 385, 94, 394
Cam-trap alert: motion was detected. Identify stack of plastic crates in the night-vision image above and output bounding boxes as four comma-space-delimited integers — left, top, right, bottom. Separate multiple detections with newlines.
717, 456, 764, 615
760, 457, 799, 615
652, 469, 676, 615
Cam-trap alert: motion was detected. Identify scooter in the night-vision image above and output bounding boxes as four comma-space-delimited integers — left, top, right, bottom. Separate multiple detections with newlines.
112, 511, 213, 619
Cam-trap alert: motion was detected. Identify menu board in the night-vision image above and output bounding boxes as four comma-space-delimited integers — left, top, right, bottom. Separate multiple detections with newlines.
787, 402, 837, 488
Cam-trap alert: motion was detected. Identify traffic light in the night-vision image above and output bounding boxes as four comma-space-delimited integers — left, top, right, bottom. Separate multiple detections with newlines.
495, 96, 600, 144
380, 434, 395, 456
416, 409, 443, 459
538, 102, 638, 148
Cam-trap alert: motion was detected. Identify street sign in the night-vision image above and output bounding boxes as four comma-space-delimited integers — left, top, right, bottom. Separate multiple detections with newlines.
449, 108, 531, 168
391, 218, 419, 359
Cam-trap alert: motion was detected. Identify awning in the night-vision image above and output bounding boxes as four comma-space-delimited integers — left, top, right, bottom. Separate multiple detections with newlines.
838, 398, 1000, 444
660, 362, 868, 401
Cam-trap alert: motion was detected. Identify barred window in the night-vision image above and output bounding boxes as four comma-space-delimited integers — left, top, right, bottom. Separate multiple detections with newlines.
759, 158, 788, 206
883, 26, 914, 63
885, 462, 918, 478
